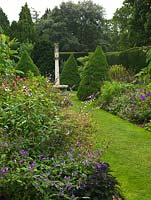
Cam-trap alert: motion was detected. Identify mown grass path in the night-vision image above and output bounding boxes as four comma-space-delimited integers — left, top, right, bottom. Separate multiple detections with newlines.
70, 93, 151, 200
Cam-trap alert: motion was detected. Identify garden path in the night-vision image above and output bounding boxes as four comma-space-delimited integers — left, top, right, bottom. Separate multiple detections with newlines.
70, 93, 151, 200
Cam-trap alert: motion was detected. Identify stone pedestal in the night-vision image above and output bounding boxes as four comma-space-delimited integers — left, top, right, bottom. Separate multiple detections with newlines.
54, 43, 60, 86
54, 43, 68, 90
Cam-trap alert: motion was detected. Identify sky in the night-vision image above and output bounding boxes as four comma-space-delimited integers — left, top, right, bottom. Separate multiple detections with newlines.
0, 0, 124, 22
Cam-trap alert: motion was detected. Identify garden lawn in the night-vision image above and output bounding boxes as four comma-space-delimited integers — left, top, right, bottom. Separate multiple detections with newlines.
70, 93, 151, 200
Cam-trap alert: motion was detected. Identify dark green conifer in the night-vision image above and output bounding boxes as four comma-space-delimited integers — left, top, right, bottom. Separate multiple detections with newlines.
77, 46, 108, 100
17, 3, 36, 42
16, 50, 40, 77
0, 8, 10, 35
60, 54, 80, 90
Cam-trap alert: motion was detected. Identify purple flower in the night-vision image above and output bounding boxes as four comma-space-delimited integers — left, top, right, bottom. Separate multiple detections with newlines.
28, 162, 36, 170
0, 169, 5, 175
140, 95, 146, 100
20, 149, 29, 156
64, 176, 70, 180
131, 106, 135, 111
71, 193, 75, 198
0, 167, 9, 175
3, 143, 8, 147
130, 97, 135, 102
85, 159, 89, 164
66, 183, 71, 190
96, 162, 108, 170
146, 93, 151, 97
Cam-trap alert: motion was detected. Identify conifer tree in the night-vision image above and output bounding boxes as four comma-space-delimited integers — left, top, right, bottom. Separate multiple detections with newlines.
60, 54, 80, 90
16, 50, 40, 77
0, 8, 10, 35
17, 3, 36, 42
77, 46, 108, 100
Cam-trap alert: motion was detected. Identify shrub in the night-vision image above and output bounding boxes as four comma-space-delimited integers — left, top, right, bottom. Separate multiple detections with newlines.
0, 77, 122, 199
16, 50, 40, 77
108, 65, 132, 82
135, 48, 151, 84
98, 82, 151, 125
0, 34, 18, 81
60, 54, 80, 90
77, 46, 108, 101
77, 53, 94, 80
19, 42, 34, 56
116, 88, 151, 124
97, 81, 135, 108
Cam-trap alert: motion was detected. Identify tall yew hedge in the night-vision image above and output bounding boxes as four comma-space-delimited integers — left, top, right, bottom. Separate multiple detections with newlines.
77, 46, 108, 101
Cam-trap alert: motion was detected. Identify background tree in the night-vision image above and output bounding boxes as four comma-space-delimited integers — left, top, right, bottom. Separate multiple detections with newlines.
77, 46, 108, 101
36, 0, 107, 52
10, 21, 18, 39
32, 40, 54, 77
126, 0, 151, 47
111, 3, 132, 50
112, 0, 151, 50
0, 7, 10, 35
31, 7, 40, 24
60, 54, 80, 90
16, 3, 36, 42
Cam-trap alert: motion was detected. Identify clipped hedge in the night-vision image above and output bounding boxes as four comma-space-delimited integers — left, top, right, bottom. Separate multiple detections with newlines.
106, 47, 150, 73
60, 46, 150, 75
60, 54, 80, 90
118, 47, 146, 73
106, 52, 121, 66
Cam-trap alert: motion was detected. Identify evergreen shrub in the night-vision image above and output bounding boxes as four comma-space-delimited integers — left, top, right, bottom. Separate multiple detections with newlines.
60, 54, 80, 90
16, 50, 40, 77
77, 46, 108, 101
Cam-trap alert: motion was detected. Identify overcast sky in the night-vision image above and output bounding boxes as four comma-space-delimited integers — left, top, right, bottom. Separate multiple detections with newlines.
0, 0, 124, 22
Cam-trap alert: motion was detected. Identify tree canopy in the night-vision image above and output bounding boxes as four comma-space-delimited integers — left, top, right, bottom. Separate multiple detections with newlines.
111, 0, 151, 50
36, 0, 108, 52
10, 3, 36, 43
